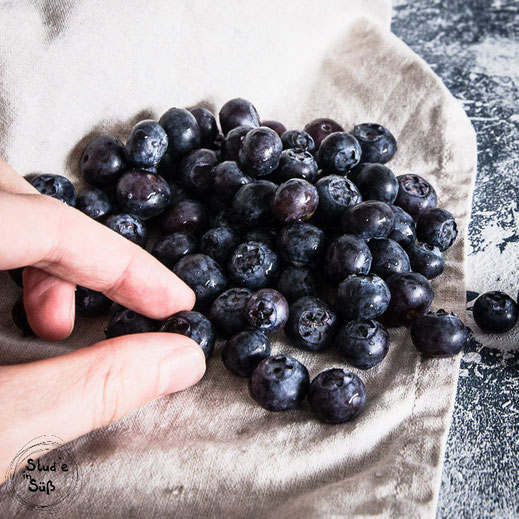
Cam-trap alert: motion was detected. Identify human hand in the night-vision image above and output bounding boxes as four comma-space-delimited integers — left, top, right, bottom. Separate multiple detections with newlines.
0, 158, 206, 483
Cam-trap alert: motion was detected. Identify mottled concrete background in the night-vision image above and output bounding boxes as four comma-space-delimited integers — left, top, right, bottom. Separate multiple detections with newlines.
392, 1, 519, 517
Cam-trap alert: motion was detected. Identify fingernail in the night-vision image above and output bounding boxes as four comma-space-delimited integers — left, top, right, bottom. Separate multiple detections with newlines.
158, 344, 206, 396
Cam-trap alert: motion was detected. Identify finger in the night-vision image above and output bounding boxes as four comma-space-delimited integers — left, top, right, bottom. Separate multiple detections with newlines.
0, 190, 196, 319
0, 333, 206, 483
0, 156, 38, 194
23, 267, 76, 341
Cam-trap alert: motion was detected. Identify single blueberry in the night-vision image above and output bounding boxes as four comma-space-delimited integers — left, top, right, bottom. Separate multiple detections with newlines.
222, 329, 271, 377
76, 187, 113, 221
200, 226, 241, 266
12, 296, 34, 337
75, 286, 112, 317
388, 205, 416, 247
325, 234, 372, 282
342, 201, 395, 240
219, 98, 260, 135
104, 213, 148, 247
228, 241, 279, 289
245, 288, 289, 334
416, 208, 458, 251
232, 180, 277, 227
239, 127, 283, 178
31, 174, 76, 206
159, 199, 209, 237
271, 179, 319, 223
304, 118, 344, 150
276, 265, 318, 302
125, 120, 168, 168
281, 130, 315, 153
277, 222, 325, 267
317, 132, 362, 174
220, 125, 253, 162
212, 161, 252, 204
394, 174, 437, 220
275, 149, 318, 183
105, 308, 157, 338
151, 232, 197, 270
177, 148, 218, 194
159, 107, 201, 160
368, 238, 411, 279
209, 287, 252, 338
189, 107, 219, 148
405, 241, 445, 279
352, 123, 397, 164
351, 163, 399, 204
261, 120, 287, 136
472, 291, 518, 333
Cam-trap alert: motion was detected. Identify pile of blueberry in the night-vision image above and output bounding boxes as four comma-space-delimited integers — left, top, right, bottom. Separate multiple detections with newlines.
11, 98, 479, 424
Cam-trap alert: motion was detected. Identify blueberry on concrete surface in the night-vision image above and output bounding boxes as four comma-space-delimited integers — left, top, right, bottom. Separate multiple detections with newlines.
351, 163, 399, 204
75, 287, 112, 317
351, 123, 397, 164
232, 180, 277, 227
177, 148, 218, 194
12, 296, 34, 337
125, 120, 169, 168
238, 127, 283, 177
383, 272, 434, 327
227, 241, 279, 289
307, 368, 366, 424
104, 213, 148, 247
275, 149, 318, 183
209, 287, 252, 338
260, 120, 287, 137
189, 107, 218, 148
160, 310, 215, 360
200, 226, 241, 266
388, 205, 416, 247
472, 291, 518, 334
116, 170, 171, 220
80, 135, 127, 188
368, 238, 411, 279
159, 199, 209, 237
325, 234, 372, 281
411, 310, 472, 357
277, 222, 325, 267
335, 319, 390, 370
219, 98, 260, 135
416, 208, 458, 251
159, 107, 201, 160
271, 179, 319, 223
245, 288, 289, 334
31, 174, 76, 206
222, 329, 271, 377
249, 355, 309, 412
317, 132, 362, 174
394, 174, 437, 220
173, 253, 227, 308
285, 296, 337, 351
76, 187, 113, 221
212, 161, 252, 204
281, 130, 315, 153
336, 274, 390, 321
304, 118, 344, 150
276, 265, 318, 302
342, 201, 395, 240
405, 241, 445, 280
220, 126, 253, 162
105, 308, 157, 339
151, 232, 197, 270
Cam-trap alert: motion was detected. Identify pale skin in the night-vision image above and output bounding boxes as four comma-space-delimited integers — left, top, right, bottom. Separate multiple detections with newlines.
0, 158, 206, 484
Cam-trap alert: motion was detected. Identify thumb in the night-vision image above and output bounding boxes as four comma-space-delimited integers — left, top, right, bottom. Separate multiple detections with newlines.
0, 333, 205, 481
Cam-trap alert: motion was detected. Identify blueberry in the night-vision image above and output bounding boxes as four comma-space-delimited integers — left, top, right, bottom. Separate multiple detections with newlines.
315, 175, 362, 231
304, 118, 344, 150
335, 319, 389, 370
232, 180, 277, 227
104, 213, 148, 247
416, 208, 458, 251
159, 108, 201, 160
222, 329, 271, 377
405, 241, 445, 279
105, 308, 157, 338
212, 208, 244, 231
285, 296, 337, 351
271, 179, 319, 223
177, 148, 218, 194
281, 130, 315, 153
388, 205, 416, 247
76, 187, 113, 221
325, 235, 372, 281
12, 296, 34, 336
275, 149, 318, 183
472, 291, 518, 333
75, 286, 112, 317
317, 132, 361, 174
245, 288, 289, 334
212, 161, 252, 204
125, 120, 168, 168
336, 274, 390, 321
219, 98, 260, 135
220, 126, 253, 162
308, 368, 366, 424
346, 161, 370, 185
31, 174, 76, 206
249, 355, 309, 412
276, 265, 318, 302
189, 107, 218, 148
160, 310, 215, 360
173, 253, 227, 308
8, 267, 24, 287
244, 227, 277, 250
352, 123, 397, 164
151, 232, 197, 270
368, 238, 411, 279
261, 120, 287, 136
342, 201, 395, 240
383, 272, 434, 327
351, 163, 399, 204
159, 199, 209, 237
228, 241, 279, 289
157, 152, 177, 180
116, 170, 171, 220
209, 287, 252, 338
80, 135, 127, 188
411, 310, 472, 357
200, 226, 241, 266
239, 127, 283, 178
277, 222, 325, 267
394, 174, 437, 220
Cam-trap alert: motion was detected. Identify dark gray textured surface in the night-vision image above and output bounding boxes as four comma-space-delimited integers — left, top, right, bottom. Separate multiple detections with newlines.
392, 1, 519, 517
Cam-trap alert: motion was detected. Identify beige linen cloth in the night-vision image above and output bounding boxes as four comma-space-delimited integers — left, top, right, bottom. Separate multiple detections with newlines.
0, 1, 476, 517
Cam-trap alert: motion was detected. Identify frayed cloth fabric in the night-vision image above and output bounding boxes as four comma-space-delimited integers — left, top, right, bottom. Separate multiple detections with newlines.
0, 1, 476, 517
